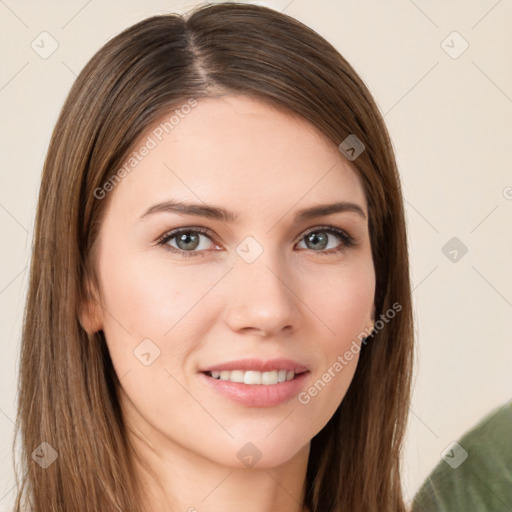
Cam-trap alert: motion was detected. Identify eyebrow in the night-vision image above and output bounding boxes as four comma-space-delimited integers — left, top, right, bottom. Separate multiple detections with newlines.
139, 199, 366, 223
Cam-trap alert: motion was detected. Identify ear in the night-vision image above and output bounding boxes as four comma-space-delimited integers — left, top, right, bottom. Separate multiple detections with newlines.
79, 278, 103, 334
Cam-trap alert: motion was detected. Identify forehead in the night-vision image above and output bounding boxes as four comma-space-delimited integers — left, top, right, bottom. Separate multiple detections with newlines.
103, 94, 367, 223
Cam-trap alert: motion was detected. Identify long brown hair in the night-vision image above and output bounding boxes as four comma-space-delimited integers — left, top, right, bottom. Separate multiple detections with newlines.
14, 3, 414, 511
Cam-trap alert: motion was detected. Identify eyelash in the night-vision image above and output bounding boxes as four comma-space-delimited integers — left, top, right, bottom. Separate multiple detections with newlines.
155, 225, 356, 258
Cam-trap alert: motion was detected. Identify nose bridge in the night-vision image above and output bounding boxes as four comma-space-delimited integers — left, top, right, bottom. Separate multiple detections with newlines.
225, 234, 299, 334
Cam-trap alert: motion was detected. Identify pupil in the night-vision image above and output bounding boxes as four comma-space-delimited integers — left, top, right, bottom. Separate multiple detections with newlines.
308, 232, 327, 250
178, 232, 199, 250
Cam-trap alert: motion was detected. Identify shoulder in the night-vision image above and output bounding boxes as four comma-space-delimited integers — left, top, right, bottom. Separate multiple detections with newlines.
412, 401, 512, 511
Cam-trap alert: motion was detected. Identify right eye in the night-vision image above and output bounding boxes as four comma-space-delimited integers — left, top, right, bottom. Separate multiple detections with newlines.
156, 227, 220, 257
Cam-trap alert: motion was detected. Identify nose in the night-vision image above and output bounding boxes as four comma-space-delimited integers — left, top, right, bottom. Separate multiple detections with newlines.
223, 244, 301, 337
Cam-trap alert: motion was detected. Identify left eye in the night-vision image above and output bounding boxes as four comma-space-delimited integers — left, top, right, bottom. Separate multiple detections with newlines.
297, 227, 354, 253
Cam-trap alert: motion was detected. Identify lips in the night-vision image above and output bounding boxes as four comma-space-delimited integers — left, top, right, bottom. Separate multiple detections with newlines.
198, 370, 309, 407
198, 357, 310, 407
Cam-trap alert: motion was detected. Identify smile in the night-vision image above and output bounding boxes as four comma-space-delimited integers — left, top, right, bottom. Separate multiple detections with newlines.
207, 369, 298, 385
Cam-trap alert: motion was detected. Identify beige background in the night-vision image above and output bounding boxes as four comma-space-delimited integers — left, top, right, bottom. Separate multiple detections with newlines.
1, 0, 511, 508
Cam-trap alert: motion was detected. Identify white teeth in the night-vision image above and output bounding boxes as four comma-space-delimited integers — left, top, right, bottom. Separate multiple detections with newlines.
244, 371, 261, 385
208, 369, 296, 385
261, 370, 277, 385
230, 370, 245, 383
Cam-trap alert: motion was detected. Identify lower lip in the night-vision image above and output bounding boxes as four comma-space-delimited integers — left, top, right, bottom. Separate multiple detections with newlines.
198, 371, 310, 408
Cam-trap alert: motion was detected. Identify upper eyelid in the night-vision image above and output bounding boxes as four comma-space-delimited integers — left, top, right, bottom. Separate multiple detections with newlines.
158, 226, 218, 244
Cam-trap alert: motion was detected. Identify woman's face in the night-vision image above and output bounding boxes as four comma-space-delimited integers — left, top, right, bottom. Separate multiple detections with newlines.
83, 94, 375, 468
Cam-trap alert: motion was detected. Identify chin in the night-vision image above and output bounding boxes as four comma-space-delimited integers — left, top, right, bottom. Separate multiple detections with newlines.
201, 430, 310, 470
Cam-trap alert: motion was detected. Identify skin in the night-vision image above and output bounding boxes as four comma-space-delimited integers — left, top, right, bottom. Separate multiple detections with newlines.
81, 94, 376, 512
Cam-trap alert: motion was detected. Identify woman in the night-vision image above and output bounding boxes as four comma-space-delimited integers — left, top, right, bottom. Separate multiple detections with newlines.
13, 3, 414, 511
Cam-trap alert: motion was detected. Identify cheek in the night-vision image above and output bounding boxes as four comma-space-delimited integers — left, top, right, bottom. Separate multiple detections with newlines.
96, 248, 232, 383
99, 249, 224, 338
304, 258, 375, 344
293, 261, 374, 425
96, 252, 224, 429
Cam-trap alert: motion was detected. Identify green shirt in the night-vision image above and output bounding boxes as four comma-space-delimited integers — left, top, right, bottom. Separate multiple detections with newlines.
412, 401, 512, 512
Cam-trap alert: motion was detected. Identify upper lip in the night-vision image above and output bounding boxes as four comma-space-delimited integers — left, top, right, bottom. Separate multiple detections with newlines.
200, 358, 309, 373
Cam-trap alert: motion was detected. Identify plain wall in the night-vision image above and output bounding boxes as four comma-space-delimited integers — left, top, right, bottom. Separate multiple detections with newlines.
1, 0, 511, 509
